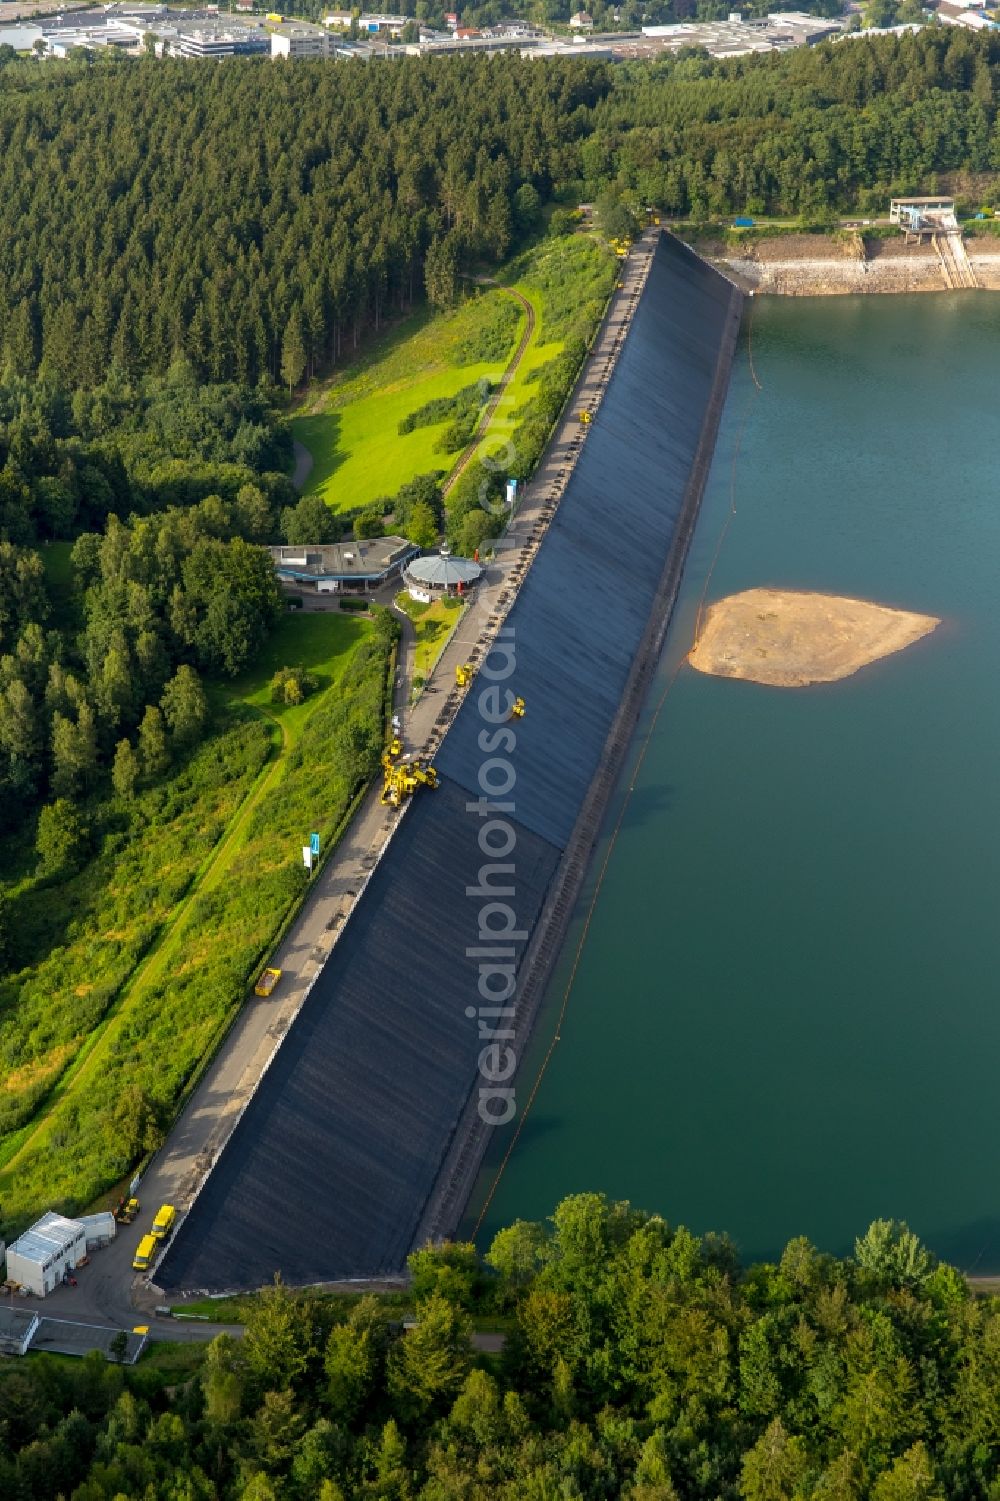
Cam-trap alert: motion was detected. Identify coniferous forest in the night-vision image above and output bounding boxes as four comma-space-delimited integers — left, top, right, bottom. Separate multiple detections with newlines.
1, 34, 1000, 390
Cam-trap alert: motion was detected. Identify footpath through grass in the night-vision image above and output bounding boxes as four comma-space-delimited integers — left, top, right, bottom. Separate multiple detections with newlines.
292, 234, 618, 544
292, 293, 524, 514
0, 611, 390, 1230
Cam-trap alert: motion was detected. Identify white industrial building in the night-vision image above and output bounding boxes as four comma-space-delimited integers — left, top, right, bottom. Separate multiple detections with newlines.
271, 25, 332, 56
79, 1211, 117, 1251
0, 23, 43, 49
6, 1212, 88, 1297
324, 10, 406, 29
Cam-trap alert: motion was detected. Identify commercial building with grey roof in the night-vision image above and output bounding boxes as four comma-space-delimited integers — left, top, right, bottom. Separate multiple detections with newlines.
269, 537, 418, 593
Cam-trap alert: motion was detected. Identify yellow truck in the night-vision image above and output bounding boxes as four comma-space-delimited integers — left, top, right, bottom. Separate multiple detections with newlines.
255, 966, 282, 997
133, 1235, 157, 1272
151, 1204, 176, 1239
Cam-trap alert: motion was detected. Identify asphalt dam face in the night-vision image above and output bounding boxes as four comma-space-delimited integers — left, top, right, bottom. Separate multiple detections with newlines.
157, 235, 740, 1292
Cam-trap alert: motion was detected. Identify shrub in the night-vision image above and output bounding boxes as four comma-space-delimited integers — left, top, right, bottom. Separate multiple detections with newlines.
270, 666, 319, 706
35, 798, 92, 875
354, 509, 384, 541
456, 300, 521, 365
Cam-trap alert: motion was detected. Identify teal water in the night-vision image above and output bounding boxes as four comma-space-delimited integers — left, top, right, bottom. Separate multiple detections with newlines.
471, 293, 1000, 1271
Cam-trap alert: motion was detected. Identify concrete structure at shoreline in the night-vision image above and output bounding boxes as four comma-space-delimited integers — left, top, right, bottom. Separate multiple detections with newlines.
713, 226, 999, 295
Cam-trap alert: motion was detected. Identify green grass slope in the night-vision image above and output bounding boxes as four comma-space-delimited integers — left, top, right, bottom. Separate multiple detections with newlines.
292, 293, 523, 514
0, 611, 391, 1229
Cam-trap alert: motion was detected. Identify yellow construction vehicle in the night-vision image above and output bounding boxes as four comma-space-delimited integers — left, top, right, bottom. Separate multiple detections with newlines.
380, 745, 440, 808
509, 696, 525, 720
255, 966, 282, 997
133, 1235, 157, 1273
456, 663, 473, 687
152, 1204, 176, 1240
578, 410, 592, 425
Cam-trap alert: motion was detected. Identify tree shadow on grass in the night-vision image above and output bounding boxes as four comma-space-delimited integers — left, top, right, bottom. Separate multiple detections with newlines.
294, 411, 346, 495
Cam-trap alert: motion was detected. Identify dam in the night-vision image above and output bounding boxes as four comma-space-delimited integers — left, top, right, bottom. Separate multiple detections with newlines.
156, 234, 742, 1291
472, 291, 1000, 1274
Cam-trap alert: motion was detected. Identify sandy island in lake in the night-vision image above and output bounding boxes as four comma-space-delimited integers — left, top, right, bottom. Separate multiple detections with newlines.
688, 588, 940, 688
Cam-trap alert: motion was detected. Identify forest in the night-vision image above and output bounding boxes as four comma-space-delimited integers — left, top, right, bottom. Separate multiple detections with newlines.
2, 32, 1000, 392
2, 1195, 998, 1500
0, 362, 299, 834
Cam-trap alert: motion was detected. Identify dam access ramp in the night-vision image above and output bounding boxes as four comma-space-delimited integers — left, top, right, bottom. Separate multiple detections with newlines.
890, 197, 979, 290
934, 230, 979, 290
155, 234, 742, 1293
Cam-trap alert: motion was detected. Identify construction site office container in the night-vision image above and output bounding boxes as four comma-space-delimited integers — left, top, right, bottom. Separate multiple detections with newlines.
5, 1213, 87, 1297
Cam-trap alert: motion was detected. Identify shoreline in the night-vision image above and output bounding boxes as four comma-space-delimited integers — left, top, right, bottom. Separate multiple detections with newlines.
692, 231, 1000, 296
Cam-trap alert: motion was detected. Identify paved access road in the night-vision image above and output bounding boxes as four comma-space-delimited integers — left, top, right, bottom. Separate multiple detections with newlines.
32, 229, 659, 1337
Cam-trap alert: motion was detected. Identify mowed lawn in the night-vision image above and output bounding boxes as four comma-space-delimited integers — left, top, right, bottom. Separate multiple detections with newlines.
293, 293, 525, 514
221, 610, 368, 747
395, 592, 466, 683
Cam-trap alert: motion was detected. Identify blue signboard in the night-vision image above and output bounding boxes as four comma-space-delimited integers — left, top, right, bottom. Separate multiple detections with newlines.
310, 832, 320, 858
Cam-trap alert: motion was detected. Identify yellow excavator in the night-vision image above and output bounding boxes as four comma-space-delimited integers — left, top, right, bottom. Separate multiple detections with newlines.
456, 663, 474, 687
509, 696, 525, 720
380, 741, 439, 808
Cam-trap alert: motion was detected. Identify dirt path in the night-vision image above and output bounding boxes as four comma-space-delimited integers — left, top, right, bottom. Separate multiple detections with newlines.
443, 288, 535, 495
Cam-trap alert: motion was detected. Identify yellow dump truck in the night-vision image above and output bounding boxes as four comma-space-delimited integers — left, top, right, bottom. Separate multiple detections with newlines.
133, 1235, 157, 1272
151, 1204, 176, 1240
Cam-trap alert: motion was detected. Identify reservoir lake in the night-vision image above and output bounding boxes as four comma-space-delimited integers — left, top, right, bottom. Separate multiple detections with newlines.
470, 292, 1000, 1271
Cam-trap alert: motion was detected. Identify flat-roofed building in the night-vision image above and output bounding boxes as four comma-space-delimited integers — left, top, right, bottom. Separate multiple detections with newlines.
78, 1211, 117, 1251
269, 536, 418, 593
0, 22, 43, 47
172, 24, 268, 53
271, 23, 331, 55
324, 9, 406, 27
6, 1213, 87, 1297
0, 1307, 40, 1357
